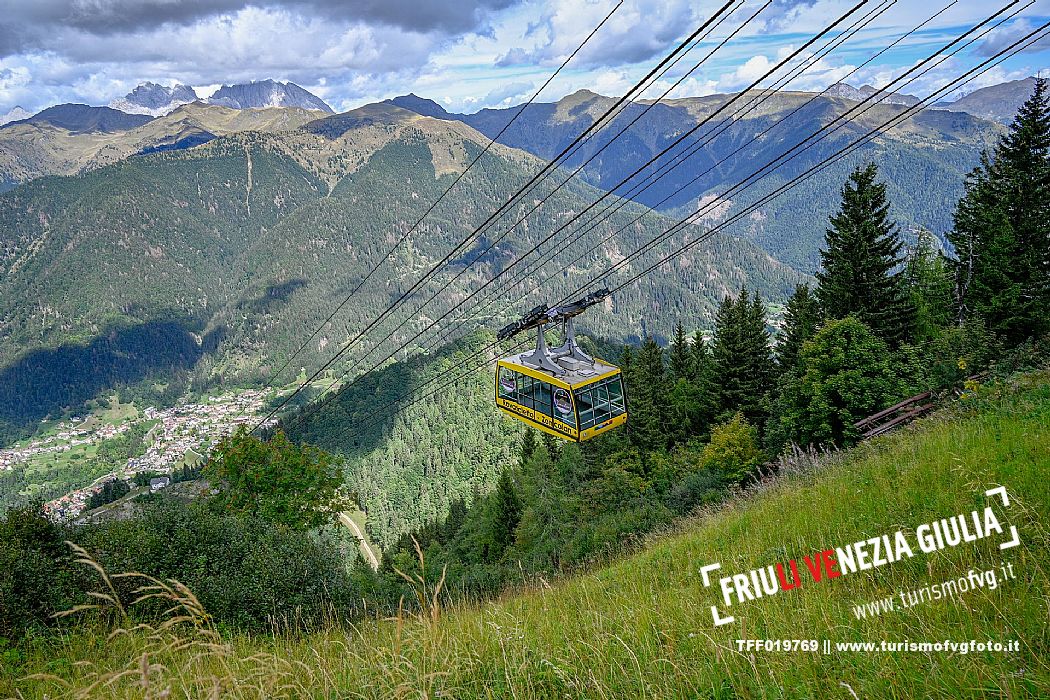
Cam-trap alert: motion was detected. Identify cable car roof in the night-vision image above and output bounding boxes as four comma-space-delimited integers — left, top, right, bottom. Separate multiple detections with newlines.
498, 352, 620, 389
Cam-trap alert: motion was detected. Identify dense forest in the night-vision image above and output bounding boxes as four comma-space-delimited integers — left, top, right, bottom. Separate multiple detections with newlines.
368, 80, 1050, 600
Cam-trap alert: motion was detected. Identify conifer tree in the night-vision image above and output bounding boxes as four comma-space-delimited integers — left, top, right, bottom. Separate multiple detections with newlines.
442, 497, 467, 543
692, 331, 719, 429
904, 228, 953, 342
691, 330, 715, 386
666, 324, 718, 445
628, 337, 667, 450
519, 428, 537, 469
949, 78, 1050, 345
815, 163, 914, 346
711, 288, 774, 423
776, 283, 821, 372
486, 470, 521, 562
668, 322, 693, 381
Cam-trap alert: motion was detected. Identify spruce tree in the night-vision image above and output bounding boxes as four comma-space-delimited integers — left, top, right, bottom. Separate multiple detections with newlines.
815, 162, 914, 346
949, 78, 1050, 345
628, 337, 667, 450
711, 288, 774, 423
692, 330, 715, 386
904, 228, 953, 342
668, 322, 693, 381
691, 331, 719, 428
519, 427, 537, 469
487, 470, 521, 562
667, 325, 717, 445
776, 283, 821, 372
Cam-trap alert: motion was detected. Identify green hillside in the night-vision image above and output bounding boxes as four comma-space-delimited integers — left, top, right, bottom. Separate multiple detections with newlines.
0, 103, 320, 187
0, 106, 803, 438
8, 371, 1048, 699
288, 331, 522, 548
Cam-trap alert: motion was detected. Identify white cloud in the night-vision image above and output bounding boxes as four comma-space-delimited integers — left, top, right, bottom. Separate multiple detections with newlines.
0, 0, 1046, 116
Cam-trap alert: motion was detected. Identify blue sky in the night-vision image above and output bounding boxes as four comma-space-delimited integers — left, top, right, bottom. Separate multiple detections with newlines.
0, 0, 1047, 117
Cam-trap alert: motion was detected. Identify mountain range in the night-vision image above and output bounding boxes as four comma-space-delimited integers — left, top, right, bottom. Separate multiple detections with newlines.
934, 76, 1042, 124
390, 86, 1004, 271
0, 74, 1042, 433
0, 101, 802, 434
823, 82, 920, 106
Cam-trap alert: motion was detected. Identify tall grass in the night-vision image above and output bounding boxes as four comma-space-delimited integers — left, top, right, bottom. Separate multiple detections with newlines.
6, 372, 1050, 699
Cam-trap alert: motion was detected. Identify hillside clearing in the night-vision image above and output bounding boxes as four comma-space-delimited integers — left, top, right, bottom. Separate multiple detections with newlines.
7, 371, 1050, 699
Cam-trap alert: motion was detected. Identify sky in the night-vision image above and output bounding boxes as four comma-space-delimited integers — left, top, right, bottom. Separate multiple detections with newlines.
1, 0, 1048, 116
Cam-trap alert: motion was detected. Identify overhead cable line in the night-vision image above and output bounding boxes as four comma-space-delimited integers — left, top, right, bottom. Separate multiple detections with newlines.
322, 0, 770, 384
275, 0, 872, 432
455, 0, 1012, 342
264, 0, 627, 385
565, 1, 1029, 301
424, 0, 915, 351
356, 0, 1014, 386
252, 0, 743, 432
329, 15, 1049, 436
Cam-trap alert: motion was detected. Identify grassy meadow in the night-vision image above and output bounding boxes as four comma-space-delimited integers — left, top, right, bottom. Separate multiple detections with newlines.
4, 371, 1049, 699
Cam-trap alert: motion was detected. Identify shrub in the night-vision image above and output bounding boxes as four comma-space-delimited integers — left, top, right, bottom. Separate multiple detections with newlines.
0, 505, 85, 638
206, 428, 347, 530
699, 413, 764, 483
775, 317, 901, 448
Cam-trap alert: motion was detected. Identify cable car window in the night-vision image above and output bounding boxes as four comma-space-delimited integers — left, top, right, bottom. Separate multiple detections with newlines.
517, 374, 533, 409
552, 387, 575, 428
607, 376, 625, 412
534, 380, 553, 417
575, 375, 626, 431
499, 368, 516, 397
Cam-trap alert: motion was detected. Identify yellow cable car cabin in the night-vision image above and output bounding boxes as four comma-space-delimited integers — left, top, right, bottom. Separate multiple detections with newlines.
494, 290, 627, 442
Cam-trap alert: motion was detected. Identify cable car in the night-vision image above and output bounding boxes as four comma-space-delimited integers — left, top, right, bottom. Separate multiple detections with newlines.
495, 289, 627, 442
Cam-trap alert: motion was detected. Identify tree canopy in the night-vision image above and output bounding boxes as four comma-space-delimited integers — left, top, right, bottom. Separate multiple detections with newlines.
206, 428, 347, 529
949, 78, 1050, 345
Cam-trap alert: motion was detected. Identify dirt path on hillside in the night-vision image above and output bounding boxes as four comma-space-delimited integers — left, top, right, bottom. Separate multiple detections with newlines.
339, 512, 379, 570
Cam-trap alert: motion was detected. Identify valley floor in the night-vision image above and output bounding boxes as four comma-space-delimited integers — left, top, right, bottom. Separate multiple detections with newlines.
7, 371, 1050, 699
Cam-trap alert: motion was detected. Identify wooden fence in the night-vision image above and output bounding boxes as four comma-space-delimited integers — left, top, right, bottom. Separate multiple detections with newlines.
854, 390, 935, 440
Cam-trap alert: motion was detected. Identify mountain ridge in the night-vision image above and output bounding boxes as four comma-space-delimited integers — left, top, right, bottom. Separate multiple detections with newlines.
0, 108, 805, 435
390, 88, 1003, 271
207, 79, 333, 113
935, 76, 1041, 123
2, 104, 153, 134
110, 82, 198, 116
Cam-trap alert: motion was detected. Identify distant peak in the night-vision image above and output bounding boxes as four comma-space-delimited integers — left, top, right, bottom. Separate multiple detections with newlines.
8, 103, 152, 133
111, 82, 196, 116
561, 88, 603, 101
0, 105, 32, 127
206, 80, 333, 113
384, 94, 451, 120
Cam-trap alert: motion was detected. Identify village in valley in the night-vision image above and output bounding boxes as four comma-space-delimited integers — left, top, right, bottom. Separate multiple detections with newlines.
0, 389, 273, 521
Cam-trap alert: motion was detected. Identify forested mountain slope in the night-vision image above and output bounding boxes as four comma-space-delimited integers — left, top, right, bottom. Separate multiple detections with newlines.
392, 89, 1003, 271
287, 331, 519, 548
0, 104, 803, 435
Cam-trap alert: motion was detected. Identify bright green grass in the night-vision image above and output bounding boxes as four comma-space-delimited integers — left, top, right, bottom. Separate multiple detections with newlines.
7, 372, 1050, 699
